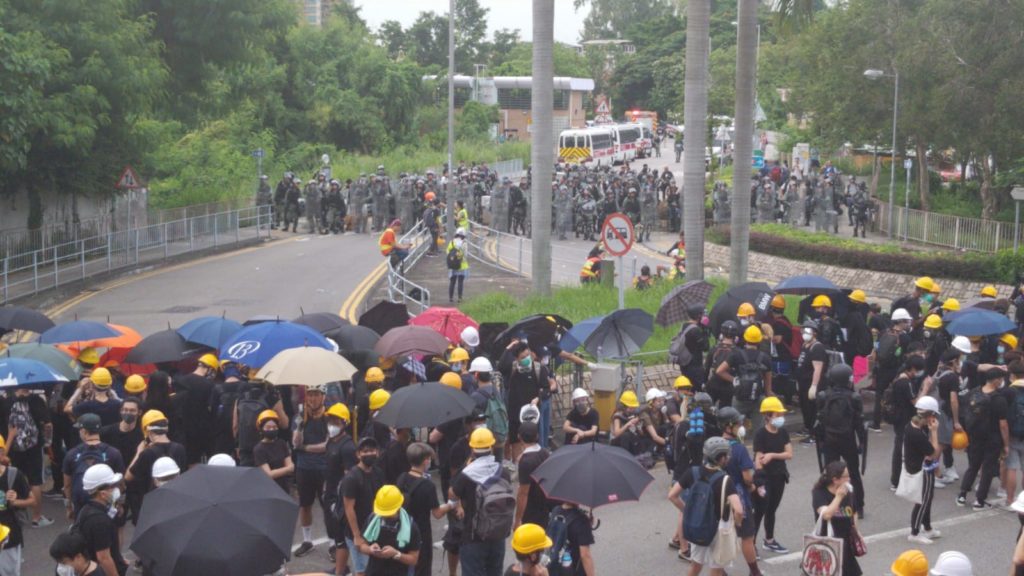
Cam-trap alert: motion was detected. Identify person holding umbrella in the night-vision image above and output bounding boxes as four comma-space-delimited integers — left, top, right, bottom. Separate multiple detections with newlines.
546, 499, 595, 576
357, 485, 421, 574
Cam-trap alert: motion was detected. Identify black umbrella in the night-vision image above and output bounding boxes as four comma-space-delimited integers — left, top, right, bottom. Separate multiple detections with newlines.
583, 309, 654, 360
492, 314, 574, 354
359, 301, 409, 336
477, 322, 508, 355
324, 324, 380, 352
0, 306, 55, 333
124, 329, 196, 365
773, 274, 842, 296
531, 442, 655, 509
374, 381, 477, 428
797, 291, 852, 324
292, 311, 350, 334
131, 465, 298, 576
708, 282, 775, 336
655, 280, 715, 327
339, 349, 380, 372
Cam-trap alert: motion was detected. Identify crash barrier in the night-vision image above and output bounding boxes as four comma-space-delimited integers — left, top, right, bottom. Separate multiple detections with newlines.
384, 221, 434, 315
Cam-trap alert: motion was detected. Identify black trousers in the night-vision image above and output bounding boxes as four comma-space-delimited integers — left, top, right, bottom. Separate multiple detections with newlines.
891, 424, 906, 488
873, 368, 898, 428
753, 474, 787, 541
823, 439, 864, 513
911, 469, 935, 535
798, 377, 816, 432
959, 439, 1001, 503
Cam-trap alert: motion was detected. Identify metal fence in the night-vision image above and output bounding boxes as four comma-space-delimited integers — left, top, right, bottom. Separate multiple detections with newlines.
875, 200, 1020, 253
385, 221, 434, 314
1, 205, 272, 304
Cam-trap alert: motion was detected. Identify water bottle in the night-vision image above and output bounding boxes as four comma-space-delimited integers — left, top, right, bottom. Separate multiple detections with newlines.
560, 550, 572, 569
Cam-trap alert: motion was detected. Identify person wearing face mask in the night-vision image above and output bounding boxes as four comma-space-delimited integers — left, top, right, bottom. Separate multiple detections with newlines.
358, 485, 422, 576
49, 531, 105, 576
817, 364, 867, 518
921, 315, 948, 375
736, 303, 757, 342
752, 397, 792, 555
292, 385, 329, 558
171, 354, 219, 466
717, 325, 773, 434
447, 227, 470, 303
718, 407, 763, 576
252, 410, 293, 493
535, 347, 559, 450
935, 348, 967, 485
705, 321, 740, 410
507, 523, 552, 575
873, 309, 914, 431
796, 320, 828, 445
889, 356, 926, 490
460, 326, 481, 356
125, 410, 185, 504
62, 414, 125, 519
342, 438, 385, 576
99, 398, 142, 527
563, 389, 598, 446
891, 276, 933, 322
149, 456, 179, 488
0, 434, 31, 575
74, 463, 126, 576
610, 391, 643, 455
811, 461, 861, 576
447, 350, 476, 394
958, 367, 1011, 510
322, 402, 356, 572
398, 443, 456, 576
363, 390, 394, 451
499, 342, 547, 462
904, 397, 943, 544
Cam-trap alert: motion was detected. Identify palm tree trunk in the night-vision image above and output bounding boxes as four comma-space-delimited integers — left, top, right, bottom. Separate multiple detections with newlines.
682, 0, 711, 281
531, 0, 554, 296
730, 0, 757, 286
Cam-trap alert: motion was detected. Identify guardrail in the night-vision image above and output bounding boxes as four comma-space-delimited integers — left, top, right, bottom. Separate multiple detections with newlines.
1, 205, 272, 304
385, 221, 433, 314
875, 199, 1019, 253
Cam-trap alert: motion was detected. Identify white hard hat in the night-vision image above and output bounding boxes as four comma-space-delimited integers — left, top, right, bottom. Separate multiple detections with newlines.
914, 396, 940, 414
645, 388, 667, 402
82, 463, 123, 492
152, 456, 181, 480
461, 326, 481, 348
929, 551, 973, 576
469, 356, 492, 373
520, 404, 540, 424
208, 454, 237, 467
891, 308, 912, 321
571, 388, 590, 401
455, 227, 467, 237
951, 335, 972, 355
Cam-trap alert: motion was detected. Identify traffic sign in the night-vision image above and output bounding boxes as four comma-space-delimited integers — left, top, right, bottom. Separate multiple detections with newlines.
601, 212, 634, 257
251, 148, 265, 159
595, 100, 610, 116
1011, 186, 1024, 202
115, 166, 143, 190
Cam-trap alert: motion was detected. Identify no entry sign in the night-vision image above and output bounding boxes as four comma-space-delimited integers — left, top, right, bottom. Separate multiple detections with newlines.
601, 212, 635, 257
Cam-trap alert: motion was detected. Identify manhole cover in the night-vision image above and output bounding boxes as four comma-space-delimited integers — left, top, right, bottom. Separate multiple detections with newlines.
162, 305, 203, 314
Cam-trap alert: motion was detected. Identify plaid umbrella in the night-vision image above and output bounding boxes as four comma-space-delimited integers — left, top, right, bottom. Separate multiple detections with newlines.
400, 356, 426, 381
655, 280, 715, 327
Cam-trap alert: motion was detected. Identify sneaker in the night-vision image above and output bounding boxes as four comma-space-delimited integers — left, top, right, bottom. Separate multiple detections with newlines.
933, 478, 949, 489
800, 436, 816, 446
868, 426, 883, 433
32, 516, 54, 528
943, 469, 960, 482
972, 501, 992, 511
764, 540, 789, 554
678, 547, 692, 562
43, 488, 64, 499
890, 485, 898, 492
923, 528, 942, 539
997, 488, 1008, 499
908, 533, 934, 545
956, 495, 967, 506
668, 539, 681, 550
293, 541, 315, 557
328, 544, 337, 562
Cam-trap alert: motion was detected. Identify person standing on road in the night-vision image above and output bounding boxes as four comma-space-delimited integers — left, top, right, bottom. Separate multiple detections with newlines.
812, 460, 862, 576
872, 309, 913, 431
958, 367, 1011, 510
675, 306, 709, 392
398, 443, 456, 576
75, 463, 127, 576
817, 364, 866, 517
889, 356, 926, 490
125, 410, 186, 501
292, 385, 329, 558
904, 397, 943, 545
447, 228, 470, 303
514, 421, 553, 530
4, 387, 52, 527
252, 410, 293, 493
66, 368, 122, 426
48, 531, 105, 576
99, 399, 142, 527
705, 321, 739, 410
450, 428, 512, 576
0, 433, 33, 575
679, 437, 741, 576
718, 407, 763, 576
935, 347, 967, 484
752, 396, 792, 555
171, 354, 219, 466
322, 403, 356, 573
62, 414, 125, 518
341, 437, 385, 576
507, 523, 552, 576
767, 295, 797, 406
716, 325, 772, 433
356, 485, 421, 575
796, 320, 828, 444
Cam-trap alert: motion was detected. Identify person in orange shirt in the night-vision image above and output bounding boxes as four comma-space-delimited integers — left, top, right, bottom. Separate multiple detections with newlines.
379, 219, 411, 266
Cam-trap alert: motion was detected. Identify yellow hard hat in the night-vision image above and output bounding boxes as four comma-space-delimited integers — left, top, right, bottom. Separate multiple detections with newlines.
848, 289, 867, 304
923, 315, 943, 330
326, 402, 351, 422
124, 374, 147, 394
440, 372, 463, 389
737, 303, 756, 318
0, 434, 6, 451
369, 389, 391, 411
449, 347, 470, 363
760, 396, 785, 414
770, 294, 786, 310
890, 549, 929, 576
673, 375, 692, 389
379, 356, 396, 370
141, 409, 168, 433
981, 285, 998, 298
811, 295, 832, 309
929, 282, 941, 295
256, 410, 279, 428
365, 367, 385, 384
512, 523, 553, 555
198, 354, 220, 369
1001, 333, 1019, 350
90, 367, 112, 388
78, 347, 101, 365
914, 276, 934, 291
942, 298, 960, 312
619, 390, 640, 408
469, 427, 496, 450
744, 325, 763, 344
373, 485, 404, 517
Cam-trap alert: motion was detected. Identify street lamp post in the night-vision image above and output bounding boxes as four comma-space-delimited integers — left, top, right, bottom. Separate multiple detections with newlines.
446, 0, 456, 241
864, 68, 899, 238
903, 157, 912, 241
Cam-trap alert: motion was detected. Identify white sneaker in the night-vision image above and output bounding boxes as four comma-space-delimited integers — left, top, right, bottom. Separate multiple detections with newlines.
908, 534, 934, 545
933, 478, 949, 488
997, 488, 1009, 499
944, 469, 960, 482
923, 528, 942, 539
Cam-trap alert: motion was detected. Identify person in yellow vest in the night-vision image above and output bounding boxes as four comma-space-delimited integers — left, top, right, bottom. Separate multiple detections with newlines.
446, 228, 470, 303
455, 200, 470, 232
379, 219, 411, 266
579, 246, 604, 284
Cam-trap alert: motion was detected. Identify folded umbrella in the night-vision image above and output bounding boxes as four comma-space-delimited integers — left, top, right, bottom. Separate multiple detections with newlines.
292, 312, 349, 334
0, 357, 70, 389
409, 307, 479, 344
374, 381, 477, 428
583, 309, 654, 360
125, 329, 194, 365
375, 325, 450, 359
531, 442, 655, 508
4, 343, 81, 381
359, 301, 409, 336
176, 316, 243, 349
131, 465, 298, 576
39, 320, 121, 344
655, 280, 715, 327
256, 347, 357, 386
219, 321, 333, 368
774, 274, 842, 296
945, 308, 1016, 337
324, 324, 380, 352
0, 306, 55, 333
708, 282, 775, 336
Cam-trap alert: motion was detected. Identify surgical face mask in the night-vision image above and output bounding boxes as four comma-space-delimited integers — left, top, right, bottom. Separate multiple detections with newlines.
736, 425, 747, 440
517, 356, 533, 372
998, 345, 1007, 355
740, 318, 751, 327
845, 482, 854, 494
802, 331, 813, 343
922, 294, 934, 304
451, 362, 464, 372
56, 565, 78, 576
541, 356, 550, 366
923, 330, 933, 339
327, 424, 342, 438
770, 416, 785, 428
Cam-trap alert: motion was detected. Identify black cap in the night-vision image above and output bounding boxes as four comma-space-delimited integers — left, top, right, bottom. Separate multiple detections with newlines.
75, 413, 102, 433
986, 366, 1008, 381
941, 348, 962, 364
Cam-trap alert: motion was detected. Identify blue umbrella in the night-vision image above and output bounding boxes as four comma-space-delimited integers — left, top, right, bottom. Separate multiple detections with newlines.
774, 274, 841, 295
219, 321, 332, 368
0, 358, 70, 389
945, 308, 1016, 337
39, 320, 122, 344
177, 316, 243, 349
558, 315, 606, 353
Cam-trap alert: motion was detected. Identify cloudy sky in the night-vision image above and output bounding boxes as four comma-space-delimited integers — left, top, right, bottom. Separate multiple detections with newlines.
356, 0, 590, 44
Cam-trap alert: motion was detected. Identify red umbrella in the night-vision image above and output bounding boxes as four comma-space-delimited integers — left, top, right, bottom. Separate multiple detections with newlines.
408, 307, 479, 345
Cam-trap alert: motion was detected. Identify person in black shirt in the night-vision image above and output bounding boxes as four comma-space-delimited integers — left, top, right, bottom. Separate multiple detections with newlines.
514, 422, 552, 529
677, 306, 709, 390
547, 502, 596, 576
62, 414, 125, 518
889, 356, 924, 489
49, 531, 107, 576
382, 428, 411, 485
342, 437, 385, 576
562, 389, 599, 445
705, 321, 738, 410
171, 355, 219, 465
358, 485, 421, 576
768, 296, 797, 405
323, 403, 357, 575
125, 411, 186, 497
717, 325, 772, 432
904, 397, 942, 543
75, 463, 126, 576
252, 410, 293, 493
397, 443, 456, 576
958, 367, 1011, 509
0, 434, 33, 568
450, 428, 510, 576
796, 320, 828, 443
3, 388, 51, 526
752, 397, 792, 555
811, 461, 861, 576
99, 398, 142, 526
816, 365, 866, 517
935, 349, 964, 482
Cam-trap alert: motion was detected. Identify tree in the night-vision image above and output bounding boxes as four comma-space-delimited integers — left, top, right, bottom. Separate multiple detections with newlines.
377, 20, 407, 59
407, 11, 449, 69
531, 0, 554, 296
606, 15, 685, 117
453, 0, 490, 71
730, 0, 758, 285
488, 28, 521, 67
574, 0, 676, 40
682, 0, 711, 281
489, 42, 590, 77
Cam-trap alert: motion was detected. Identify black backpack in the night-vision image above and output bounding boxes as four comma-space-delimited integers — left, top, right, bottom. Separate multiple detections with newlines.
70, 443, 113, 510
734, 349, 765, 401
212, 383, 241, 436
446, 246, 464, 271
236, 388, 270, 455
822, 390, 856, 441
546, 506, 585, 576
877, 331, 901, 369
965, 388, 992, 433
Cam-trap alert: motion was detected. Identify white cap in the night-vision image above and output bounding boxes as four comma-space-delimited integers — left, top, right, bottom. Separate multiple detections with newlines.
929, 551, 973, 576
645, 388, 667, 402
571, 388, 590, 401
152, 456, 181, 480
892, 308, 912, 321
469, 356, 492, 373
520, 404, 540, 424
914, 396, 940, 414
208, 454, 237, 467
82, 463, 123, 492
951, 335, 972, 355
461, 326, 480, 348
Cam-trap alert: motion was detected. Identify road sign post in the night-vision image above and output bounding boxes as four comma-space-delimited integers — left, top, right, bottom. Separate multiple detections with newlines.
1012, 187, 1024, 253
601, 213, 635, 310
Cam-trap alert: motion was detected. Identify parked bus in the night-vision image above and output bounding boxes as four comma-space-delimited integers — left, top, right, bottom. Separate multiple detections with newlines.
610, 123, 643, 163
557, 127, 616, 166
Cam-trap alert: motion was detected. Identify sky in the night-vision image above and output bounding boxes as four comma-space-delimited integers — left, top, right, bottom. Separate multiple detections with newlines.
356, 0, 590, 45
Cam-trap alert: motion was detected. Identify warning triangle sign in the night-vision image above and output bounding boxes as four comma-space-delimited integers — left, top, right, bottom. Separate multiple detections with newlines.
116, 166, 142, 189
596, 100, 610, 115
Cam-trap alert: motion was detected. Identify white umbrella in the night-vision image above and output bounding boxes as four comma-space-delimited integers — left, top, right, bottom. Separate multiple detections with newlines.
255, 347, 357, 386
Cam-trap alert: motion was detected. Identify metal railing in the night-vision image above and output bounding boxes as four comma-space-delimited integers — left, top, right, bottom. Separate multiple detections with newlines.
1, 205, 272, 304
875, 200, 1019, 252
385, 221, 433, 314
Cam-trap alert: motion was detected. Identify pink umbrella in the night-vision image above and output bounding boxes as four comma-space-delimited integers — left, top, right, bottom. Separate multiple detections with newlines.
408, 307, 479, 345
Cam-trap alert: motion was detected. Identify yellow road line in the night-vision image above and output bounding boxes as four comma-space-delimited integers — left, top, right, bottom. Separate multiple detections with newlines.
338, 261, 387, 323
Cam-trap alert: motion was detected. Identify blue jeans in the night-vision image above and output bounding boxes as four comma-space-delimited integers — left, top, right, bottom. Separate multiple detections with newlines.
539, 397, 551, 449
344, 537, 370, 573
460, 539, 505, 576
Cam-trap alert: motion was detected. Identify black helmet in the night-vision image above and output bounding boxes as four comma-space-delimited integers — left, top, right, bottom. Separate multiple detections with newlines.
828, 364, 854, 388
801, 319, 819, 332
687, 305, 705, 321
720, 320, 740, 339
703, 436, 732, 462
717, 406, 742, 427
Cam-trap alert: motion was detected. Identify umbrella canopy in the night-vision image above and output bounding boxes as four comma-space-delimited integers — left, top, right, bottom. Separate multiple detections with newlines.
131, 465, 298, 576
256, 347, 357, 386
708, 282, 775, 336
963, 297, 996, 311
773, 274, 842, 295
655, 280, 715, 327
359, 301, 409, 336
583, 309, 654, 360
0, 357, 70, 389
125, 329, 195, 365
375, 325, 450, 358
57, 324, 143, 355
292, 312, 350, 334
324, 324, 380, 352
558, 315, 605, 353
0, 306, 55, 333
243, 315, 280, 326
477, 322, 509, 355
374, 381, 477, 428
492, 314, 573, 354
39, 320, 121, 344
4, 343, 81, 381
409, 307, 479, 344
531, 442, 655, 508
177, 316, 243, 349
219, 321, 333, 368
945, 308, 1016, 337
339, 349, 380, 372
